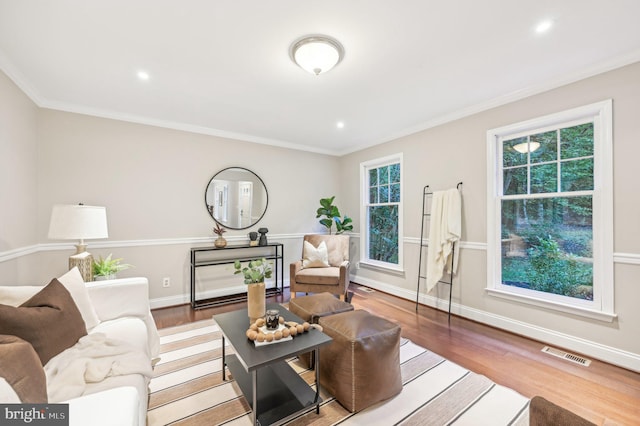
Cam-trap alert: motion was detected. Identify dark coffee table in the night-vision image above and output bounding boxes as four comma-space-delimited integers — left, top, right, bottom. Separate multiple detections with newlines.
213, 303, 333, 426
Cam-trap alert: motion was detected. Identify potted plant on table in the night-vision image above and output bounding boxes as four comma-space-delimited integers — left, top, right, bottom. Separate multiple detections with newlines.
92, 254, 133, 280
213, 223, 228, 248
234, 258, 273, 323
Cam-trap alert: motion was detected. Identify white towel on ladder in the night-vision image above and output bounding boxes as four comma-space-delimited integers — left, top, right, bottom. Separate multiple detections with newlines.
425, 188, 461, 293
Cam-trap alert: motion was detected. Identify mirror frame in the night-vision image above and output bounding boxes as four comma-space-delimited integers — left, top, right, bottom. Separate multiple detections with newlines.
204, 167, 269, 230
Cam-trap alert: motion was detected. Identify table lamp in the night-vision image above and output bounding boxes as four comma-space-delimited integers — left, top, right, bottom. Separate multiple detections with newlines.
48, 204, 109, 282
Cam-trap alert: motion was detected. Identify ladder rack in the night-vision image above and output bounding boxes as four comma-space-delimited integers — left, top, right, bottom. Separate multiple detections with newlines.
415, 182, 462, 323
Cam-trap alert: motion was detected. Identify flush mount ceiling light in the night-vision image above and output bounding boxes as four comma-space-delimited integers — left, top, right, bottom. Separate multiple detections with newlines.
290, 35, 344, 75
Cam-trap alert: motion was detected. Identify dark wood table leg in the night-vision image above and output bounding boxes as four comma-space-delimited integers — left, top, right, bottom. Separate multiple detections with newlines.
222, 335, 226, 381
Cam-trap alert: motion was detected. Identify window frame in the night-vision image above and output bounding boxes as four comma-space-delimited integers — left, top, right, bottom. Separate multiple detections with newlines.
486, 100, 615, 322
360, 153, 404, 272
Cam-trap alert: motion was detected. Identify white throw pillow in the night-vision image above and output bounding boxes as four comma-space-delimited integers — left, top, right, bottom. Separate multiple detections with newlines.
302, 241, 330, 268
57, 267, 101, 330
0, 286, 42, 306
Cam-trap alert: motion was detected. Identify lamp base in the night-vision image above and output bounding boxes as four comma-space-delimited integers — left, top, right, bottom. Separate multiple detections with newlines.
69, 251, 94, 282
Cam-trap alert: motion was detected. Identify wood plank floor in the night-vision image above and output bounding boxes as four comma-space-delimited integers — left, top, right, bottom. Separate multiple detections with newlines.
151, 285, 640, 425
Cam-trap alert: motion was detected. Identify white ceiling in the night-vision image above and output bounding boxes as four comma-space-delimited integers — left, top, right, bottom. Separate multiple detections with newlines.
1, 1, 639, 156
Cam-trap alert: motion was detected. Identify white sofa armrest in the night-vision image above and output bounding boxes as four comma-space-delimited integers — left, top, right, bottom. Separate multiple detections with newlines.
86, 277, 160, 358
86, 277, 150, 321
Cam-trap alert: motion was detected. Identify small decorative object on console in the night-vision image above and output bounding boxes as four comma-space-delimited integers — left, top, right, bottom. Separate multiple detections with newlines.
213, 223, 227, 248
248, 231, 259, 246
258, 228, 268, 246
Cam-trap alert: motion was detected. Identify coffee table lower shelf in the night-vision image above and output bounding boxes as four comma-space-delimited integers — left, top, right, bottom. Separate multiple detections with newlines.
226, 354, 321, 426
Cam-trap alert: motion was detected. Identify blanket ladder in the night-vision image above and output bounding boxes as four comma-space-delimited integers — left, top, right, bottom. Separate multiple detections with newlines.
415, 182, 462, 323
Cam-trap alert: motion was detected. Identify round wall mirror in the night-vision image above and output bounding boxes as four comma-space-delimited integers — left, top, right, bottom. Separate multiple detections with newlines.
205, 167, 268, 230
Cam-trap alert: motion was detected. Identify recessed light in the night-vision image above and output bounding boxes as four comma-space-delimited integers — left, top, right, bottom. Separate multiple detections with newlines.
137, 70, 150, 81
336, 121, 345, 129
535, 19, 553, 34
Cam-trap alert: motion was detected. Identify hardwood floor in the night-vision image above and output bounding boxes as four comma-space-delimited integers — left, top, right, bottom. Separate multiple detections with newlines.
151, 286, 640, 425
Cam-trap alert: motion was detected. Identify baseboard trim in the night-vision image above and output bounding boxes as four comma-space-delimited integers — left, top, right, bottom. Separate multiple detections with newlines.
350, 276, 640, 373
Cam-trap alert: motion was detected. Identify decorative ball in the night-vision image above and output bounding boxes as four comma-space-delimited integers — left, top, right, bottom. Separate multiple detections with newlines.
289, 326, 298, 336
296, 324, 304, 334
250, 323, 258, 331
265, 333, 274, 342
274, 330, 283, 340
248, 330, 258, 341
303, 322, 310, 331
279, 316, 285, 324
256, 318, 265, 327
256, 333, 266, 342
282, 328, 291, 338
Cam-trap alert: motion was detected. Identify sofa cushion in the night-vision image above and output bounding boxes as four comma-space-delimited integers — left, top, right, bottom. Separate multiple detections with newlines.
302, 240, 330, 268
58, 267, 101, 330
0, 334, 47, 403
0, 278, 87, 365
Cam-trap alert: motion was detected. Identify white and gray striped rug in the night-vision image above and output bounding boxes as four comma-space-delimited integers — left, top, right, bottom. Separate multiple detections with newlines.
147, 318, 530, 425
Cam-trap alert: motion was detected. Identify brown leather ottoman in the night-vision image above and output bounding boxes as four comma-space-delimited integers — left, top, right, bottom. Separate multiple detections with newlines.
319, 309, 402, 413
288, 292, 354, 368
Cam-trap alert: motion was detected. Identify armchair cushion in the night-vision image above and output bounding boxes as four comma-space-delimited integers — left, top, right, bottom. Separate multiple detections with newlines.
295, 266, 340, 285
0, 279, 87, 365
302, 240, 329, 268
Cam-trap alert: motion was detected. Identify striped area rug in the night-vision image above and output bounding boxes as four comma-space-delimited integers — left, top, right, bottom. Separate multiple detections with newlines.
147, 318, 530, 425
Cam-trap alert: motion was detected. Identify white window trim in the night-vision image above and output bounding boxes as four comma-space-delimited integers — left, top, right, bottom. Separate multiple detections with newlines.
360, 153, 404, 272
486, 100, 615, 322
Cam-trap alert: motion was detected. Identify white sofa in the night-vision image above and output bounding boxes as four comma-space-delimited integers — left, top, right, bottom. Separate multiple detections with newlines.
0, 268, 160, 426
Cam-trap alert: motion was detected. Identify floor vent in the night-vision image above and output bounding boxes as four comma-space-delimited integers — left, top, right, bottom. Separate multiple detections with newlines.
357, 286, 376, 293
541, 346, 591, 366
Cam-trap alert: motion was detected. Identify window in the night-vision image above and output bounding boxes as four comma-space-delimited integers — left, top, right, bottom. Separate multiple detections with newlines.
360, 154, 403, 271
486, 101, 614, 321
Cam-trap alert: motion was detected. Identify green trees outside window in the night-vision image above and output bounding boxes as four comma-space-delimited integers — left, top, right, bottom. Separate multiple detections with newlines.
500, 123, 594, 300
365, 160, 401, 265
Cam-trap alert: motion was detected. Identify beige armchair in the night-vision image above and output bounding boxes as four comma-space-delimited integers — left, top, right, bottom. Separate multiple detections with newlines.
290, 234, 350, 301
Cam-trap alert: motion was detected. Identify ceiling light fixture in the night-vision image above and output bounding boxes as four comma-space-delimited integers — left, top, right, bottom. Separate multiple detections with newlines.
336, 121, 345, 129
513, 141, 541, 154
290, 35, 344, 76
137, 70, 150, 80
535, 19, 553, 34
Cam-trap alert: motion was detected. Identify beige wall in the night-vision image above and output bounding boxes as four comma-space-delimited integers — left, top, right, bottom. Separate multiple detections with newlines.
0, 70, 39, 283
341, 61, 640, 370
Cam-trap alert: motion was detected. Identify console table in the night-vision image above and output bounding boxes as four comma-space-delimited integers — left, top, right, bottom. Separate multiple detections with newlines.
190, 243, 284, 309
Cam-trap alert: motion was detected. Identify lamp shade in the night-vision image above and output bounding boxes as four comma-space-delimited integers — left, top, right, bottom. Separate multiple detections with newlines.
48, 204, 109, 241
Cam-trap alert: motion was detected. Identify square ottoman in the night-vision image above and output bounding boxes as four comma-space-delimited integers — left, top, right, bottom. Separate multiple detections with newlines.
288, 292, 354, 368
318, 310, 402, 413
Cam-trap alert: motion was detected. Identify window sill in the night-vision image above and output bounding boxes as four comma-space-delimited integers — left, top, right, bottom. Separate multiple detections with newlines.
485, 288, 617, 323
358, 260, 405, 276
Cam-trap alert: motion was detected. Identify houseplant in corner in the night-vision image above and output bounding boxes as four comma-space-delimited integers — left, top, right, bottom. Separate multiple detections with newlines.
234, 258, 273, 323
92, 254, 132, 280
316, 196, 353, 234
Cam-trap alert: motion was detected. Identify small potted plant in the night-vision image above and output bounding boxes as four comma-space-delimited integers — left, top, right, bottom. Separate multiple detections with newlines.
213, 223, 227, 248
92, 254, 133, 280
234, 258, 273, 323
